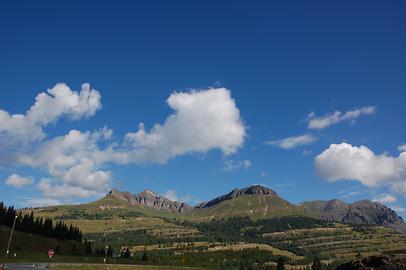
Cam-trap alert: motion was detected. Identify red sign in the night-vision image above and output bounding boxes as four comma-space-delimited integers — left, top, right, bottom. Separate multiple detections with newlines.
48, 250, 55, 258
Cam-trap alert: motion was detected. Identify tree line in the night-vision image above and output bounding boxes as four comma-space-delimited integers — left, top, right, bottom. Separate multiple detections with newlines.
0, 202, 83, 242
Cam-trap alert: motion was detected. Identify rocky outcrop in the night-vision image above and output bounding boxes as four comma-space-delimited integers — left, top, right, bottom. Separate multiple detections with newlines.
106, 189, 192, 214
196, 185, 278, 208
301, 199, 406, 233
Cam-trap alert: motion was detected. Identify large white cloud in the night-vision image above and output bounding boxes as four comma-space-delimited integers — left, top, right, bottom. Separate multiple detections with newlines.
315, 143, 406, 192
124, 88, 245, 163
266, 134, 317, 150
308, 106, 376, 130
0, 83, 101, 145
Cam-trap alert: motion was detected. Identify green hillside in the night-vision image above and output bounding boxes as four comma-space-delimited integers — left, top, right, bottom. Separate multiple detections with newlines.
0, 225, 85, 262
192, 194, 308, 221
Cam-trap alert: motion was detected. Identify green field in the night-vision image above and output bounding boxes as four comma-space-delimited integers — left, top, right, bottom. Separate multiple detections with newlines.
265, 225, 406, 261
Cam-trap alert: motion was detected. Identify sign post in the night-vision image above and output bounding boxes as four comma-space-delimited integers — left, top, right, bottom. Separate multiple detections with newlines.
48, 249, 55, 258
47, 249, 54, 268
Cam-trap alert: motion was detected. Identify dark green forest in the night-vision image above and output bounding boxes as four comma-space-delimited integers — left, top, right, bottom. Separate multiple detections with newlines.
0, 202, 82, 242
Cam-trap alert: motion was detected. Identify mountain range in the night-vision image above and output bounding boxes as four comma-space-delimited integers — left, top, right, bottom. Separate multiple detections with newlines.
98, 185, 406, 233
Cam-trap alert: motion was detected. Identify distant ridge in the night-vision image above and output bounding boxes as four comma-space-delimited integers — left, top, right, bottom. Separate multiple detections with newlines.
106, 188, 193, 214
300, 199, 406, 233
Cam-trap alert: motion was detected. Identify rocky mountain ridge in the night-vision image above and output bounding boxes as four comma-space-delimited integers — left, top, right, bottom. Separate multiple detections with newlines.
107, 188, 193, 214
102, 185, 406, 233
300, 199, 406, 233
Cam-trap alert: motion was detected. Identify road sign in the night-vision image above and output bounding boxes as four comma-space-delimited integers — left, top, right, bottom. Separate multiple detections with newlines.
48, 249, 55, 258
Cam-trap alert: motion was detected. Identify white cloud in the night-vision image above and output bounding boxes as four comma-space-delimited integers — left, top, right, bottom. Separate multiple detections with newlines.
124, 88, 245, 163
27, 83, 101, 124
266, 134, 317, 150
163, 189, 192, 203
338, 190, 360, 198
17, 128, 121, 199
302, 150, 313, 156
315, 143, 406, 193
0, 83, 101, 145
181, 194, 192, 203
308, 106, 376, 130
4, 174, 34, 188
163, 190, 179, 201
373, 194, 397, 204
163, 189, 192, 202
223, 159, 251, 171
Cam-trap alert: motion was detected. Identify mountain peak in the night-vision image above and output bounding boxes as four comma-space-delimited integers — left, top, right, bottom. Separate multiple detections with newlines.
241, 185, 278, 196
198, 184, 278, 208
104, 188, 192, 214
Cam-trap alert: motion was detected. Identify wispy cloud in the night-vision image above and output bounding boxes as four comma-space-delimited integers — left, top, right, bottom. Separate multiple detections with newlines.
302, 150, 313, 156
163, 190, 179, 201
260, 171, 268, 177
163, 189, 192, 203
266, 134, 317, 150
340, 191, 360, 198
307, 106, 376, 130
373, 194, 397, 204
223, 159, 251, 171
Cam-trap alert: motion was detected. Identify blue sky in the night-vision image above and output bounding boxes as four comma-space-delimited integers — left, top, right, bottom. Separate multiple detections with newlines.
0, 1, 405, 216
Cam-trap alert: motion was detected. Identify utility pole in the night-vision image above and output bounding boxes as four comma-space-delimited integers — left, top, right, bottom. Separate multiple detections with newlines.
3, 215, 18, 269
6, 215, 18, 257
104, 246, 108, 264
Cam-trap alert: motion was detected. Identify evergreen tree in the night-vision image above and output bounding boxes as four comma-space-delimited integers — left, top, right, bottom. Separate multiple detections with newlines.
312, 257, 323, 270
55, 243, 60, 254
0, 202, 83, 242
142, 249, 149, 261
71, 243, 77, 255
107, 246, 114, 257
86, 240, 92, 255
277, 257, 285, 270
